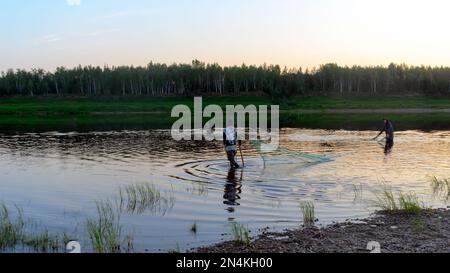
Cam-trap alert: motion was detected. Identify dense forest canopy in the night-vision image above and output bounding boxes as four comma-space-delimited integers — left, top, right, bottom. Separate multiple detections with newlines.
1, 60, 450, 98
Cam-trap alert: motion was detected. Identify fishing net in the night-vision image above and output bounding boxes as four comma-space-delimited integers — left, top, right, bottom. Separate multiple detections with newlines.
250, 140, 332, 179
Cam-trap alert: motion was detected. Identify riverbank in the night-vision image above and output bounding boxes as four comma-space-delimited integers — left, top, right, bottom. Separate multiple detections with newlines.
1, 96, 450, 115
2, 96, 450, 132
196, 209, 450, 253
2, 112, 450, 133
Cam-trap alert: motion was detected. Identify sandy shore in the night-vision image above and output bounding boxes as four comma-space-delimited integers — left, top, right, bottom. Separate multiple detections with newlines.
196, 209, 450, 253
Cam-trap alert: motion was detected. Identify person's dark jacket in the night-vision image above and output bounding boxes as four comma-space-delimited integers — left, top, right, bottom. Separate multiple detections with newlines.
379, 120, 394, 142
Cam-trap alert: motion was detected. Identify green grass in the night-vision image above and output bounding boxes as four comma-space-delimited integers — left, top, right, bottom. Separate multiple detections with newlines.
431, 176, 450, 200
0, 203, 70, 253
398, 193, 423, 214
231, 223, 251, 246
300, 202, 316, 227
23, 230, 61, 253
375, 188, 398, 211
374, 189, 427, 214
0, 203, 25, 250
86, 200, 130, 253
1, 96, 449, 115
290, 96, 450, 110
281, 112, 450, 130
1, 96, 450, 132
0, 97, 273, 115
1, 199, 133, 253
88, 183, 174, 252
118, 183, 175, 215
2, 110, 450, 134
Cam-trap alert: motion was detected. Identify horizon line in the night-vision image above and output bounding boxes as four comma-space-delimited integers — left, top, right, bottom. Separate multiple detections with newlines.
4, 60, 450, 74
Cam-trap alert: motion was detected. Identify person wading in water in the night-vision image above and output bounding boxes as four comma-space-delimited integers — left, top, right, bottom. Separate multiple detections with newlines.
373, 119, 394, 154
223, 124, 242, 169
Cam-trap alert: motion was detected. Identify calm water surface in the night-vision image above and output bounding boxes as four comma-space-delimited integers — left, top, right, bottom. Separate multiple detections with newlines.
0, 129, 449, 252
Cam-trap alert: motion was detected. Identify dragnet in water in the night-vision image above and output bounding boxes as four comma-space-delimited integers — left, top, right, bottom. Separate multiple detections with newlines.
250, 140, 332, 180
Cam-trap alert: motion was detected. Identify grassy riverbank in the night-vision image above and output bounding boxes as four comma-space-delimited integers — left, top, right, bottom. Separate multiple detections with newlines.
1, 112, 450, 133
1, 96, 450, 132
1, 96, 450, 115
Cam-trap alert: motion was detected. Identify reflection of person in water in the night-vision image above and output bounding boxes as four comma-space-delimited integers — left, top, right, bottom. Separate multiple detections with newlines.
223, 167, 243, 212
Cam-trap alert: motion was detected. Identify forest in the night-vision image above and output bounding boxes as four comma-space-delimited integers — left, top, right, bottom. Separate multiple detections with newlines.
1, 60, 450, 98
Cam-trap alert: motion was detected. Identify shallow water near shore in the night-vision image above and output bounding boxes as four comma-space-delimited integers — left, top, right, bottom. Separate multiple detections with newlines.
0, 129, 449, 252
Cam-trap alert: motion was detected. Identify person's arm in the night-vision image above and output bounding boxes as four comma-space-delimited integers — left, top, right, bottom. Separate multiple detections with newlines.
373, 126, 386, 139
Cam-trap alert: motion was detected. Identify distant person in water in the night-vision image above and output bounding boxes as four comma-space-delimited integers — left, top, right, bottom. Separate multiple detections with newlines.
374, 119, 394, 142
373, 119, 394, 154
223, 124, 242, 169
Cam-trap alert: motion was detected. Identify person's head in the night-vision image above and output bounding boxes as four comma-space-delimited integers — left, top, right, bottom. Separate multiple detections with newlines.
383, 119, 389, 125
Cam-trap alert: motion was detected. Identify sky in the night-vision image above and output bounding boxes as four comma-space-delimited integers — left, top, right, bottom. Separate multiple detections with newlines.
1, 0, 450, 71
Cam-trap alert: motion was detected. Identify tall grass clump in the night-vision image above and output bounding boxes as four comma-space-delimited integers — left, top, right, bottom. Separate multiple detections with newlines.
398, 192, 424, 214
374, 189, 426, 214
0, 203, 69, 253
300, 202, 315, 227
87, 200, 127, 253
0, 203, 25, 250
118, 183, 175, 215
375, 189, 398, 211
23, 230, 61, 253
431, 176, 450, 200
231, 223, 251, 246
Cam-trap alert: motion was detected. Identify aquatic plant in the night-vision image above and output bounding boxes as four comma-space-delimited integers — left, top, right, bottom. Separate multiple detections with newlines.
0, 203, 25, 250
375, 188, 398, 211
86, 200, 130, 253
430, 176, 450, 200
88, 183, 174, 253
352, 184, 363, 202
118, 183, 175, 215
398, 192, 424, 214
374, 189, 426, 214
23, 230, 61, 253
0, 203, 68, 253
231, 222, 251, 246
190, 222, 197, 235
300, 202, 315, 227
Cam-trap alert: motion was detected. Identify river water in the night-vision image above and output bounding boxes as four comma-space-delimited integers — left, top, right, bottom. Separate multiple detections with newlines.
0, 129, 449, 252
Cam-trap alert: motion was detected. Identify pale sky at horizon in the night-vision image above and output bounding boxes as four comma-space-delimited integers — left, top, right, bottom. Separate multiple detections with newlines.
1, 0, 450, 71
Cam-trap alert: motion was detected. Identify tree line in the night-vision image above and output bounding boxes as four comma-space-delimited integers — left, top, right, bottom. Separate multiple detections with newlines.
1, 60, 450, 98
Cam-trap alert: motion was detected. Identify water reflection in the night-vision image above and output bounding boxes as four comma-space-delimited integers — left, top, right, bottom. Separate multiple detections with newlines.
1, 129, 450, 252
223, 168, 243, 212
375, 139, 395, 155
